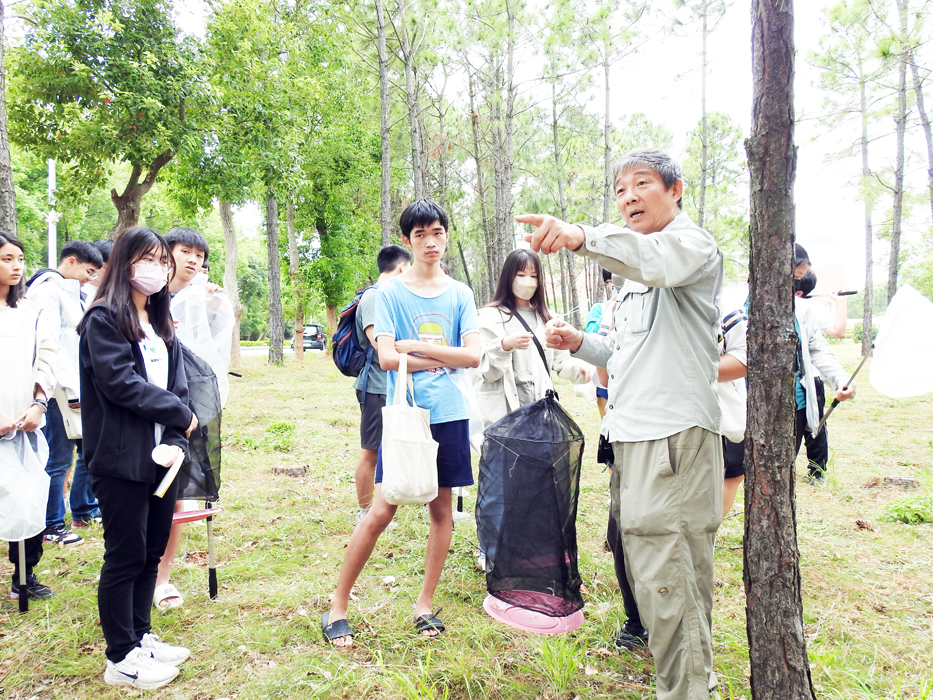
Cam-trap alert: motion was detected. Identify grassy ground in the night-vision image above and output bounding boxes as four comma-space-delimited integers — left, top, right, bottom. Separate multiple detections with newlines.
1, 343, 931, 699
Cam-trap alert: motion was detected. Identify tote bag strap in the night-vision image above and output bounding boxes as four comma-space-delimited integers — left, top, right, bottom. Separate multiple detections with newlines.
392, 352, 418, 408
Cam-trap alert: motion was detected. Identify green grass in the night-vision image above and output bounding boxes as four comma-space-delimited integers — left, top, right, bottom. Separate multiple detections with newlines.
1, 344, 931, 698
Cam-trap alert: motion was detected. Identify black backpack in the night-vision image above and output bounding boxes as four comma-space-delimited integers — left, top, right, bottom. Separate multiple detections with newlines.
26, 268, 60, 288
332, 286, 376, 385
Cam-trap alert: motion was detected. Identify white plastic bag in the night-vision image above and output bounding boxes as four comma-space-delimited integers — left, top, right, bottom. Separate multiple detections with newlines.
0, 430, 51, 542
444, 367, 485, 441
171, 285, 235, 407
869, 284, 933, 399
381, 353, 439, 505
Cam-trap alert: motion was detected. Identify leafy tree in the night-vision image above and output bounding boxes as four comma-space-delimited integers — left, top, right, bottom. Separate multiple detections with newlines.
683, 112, 748, 277
810, 0, 889, 355
7, 0, 202, 236
672, 0, 729, 229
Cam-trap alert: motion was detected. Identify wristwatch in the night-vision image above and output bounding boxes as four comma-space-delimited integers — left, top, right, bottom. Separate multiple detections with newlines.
32, 398, 48, 413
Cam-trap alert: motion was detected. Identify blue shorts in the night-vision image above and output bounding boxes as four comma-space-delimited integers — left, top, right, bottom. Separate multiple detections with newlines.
375, 419, 473, 489
596, 387, 608, 399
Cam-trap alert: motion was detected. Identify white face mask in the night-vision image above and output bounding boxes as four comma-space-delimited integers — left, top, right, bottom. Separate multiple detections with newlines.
512, 277, 538, 301
130, 263, 169, 296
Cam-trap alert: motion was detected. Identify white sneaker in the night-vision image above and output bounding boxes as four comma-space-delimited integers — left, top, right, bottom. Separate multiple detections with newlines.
140, 632, 190, 665
103, 647, 179, 689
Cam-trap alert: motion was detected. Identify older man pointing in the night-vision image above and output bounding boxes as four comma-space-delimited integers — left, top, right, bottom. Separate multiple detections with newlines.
517, 148, 724, 700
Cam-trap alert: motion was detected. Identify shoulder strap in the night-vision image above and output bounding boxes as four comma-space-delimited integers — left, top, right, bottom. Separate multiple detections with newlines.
722, 308, 747, 336
512, 309, 549, 375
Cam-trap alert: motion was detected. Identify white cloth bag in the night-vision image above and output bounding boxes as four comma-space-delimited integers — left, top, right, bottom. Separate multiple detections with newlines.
0, 430, 51, 542
381, 353, 439, 505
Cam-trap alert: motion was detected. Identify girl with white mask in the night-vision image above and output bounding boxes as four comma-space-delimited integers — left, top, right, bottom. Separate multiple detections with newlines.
472, 249, 593, 444
78, 227, 198, 690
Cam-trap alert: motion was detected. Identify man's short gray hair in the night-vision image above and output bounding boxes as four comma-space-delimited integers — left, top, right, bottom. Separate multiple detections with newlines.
612, 148, 684, 208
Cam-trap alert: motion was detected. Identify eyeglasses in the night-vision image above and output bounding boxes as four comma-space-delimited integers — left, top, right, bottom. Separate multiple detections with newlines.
87, 270, 100, 281
135, 256, 171, 270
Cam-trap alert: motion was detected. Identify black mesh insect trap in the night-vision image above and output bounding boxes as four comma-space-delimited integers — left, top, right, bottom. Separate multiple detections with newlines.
476, 390, 585, 629
176, 345, 222, 501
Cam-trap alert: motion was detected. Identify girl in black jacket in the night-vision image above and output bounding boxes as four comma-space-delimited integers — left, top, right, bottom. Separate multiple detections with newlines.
78, 226, 198, 690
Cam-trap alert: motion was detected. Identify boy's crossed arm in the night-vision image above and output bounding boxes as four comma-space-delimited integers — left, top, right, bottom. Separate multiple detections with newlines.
377, 334, 481, 372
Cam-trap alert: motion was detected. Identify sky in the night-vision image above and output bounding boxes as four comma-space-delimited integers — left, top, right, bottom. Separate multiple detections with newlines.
621, 0, 922, 289
170, 0, 926, 290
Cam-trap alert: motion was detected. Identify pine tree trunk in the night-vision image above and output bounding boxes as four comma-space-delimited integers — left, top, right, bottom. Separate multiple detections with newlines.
888, 0, 908, 304
698, 10, 709, 229
467, 68, 493, 298
859, 64, 874, 357
398, 0, 424, 200
566, 250, 581, 329
745, 0, 817, 698
265, 192, 285, 366
375, 0, 392, 245
602, 55, 612, 224
219, 200, 243, 370
287, 201, 304, 360
558, 249, 569, 317
0, 5, 17, 235
908, 51, 933, 223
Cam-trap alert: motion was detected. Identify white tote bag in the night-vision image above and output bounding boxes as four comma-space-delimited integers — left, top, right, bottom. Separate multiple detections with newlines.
381, 353, 439, 505
0, 430, 51, 542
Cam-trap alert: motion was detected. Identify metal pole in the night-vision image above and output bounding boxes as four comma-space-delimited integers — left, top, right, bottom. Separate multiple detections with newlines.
18, 540, 28, 613
206, 501, 217, 599
816, 345, 873, 433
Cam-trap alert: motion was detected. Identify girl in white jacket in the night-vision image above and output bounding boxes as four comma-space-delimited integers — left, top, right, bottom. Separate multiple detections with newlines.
473, 249, 592, 434
0, 232, 57, 600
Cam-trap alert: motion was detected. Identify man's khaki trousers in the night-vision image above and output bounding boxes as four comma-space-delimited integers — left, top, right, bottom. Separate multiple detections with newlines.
612, 426, 723, 700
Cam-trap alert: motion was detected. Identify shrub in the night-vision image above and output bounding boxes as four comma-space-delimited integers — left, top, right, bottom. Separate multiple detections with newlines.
884, 494, 933, 524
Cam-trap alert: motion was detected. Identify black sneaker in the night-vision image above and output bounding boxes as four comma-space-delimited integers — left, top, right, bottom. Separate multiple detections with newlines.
43, 525, 84, 545
10, 574, 54, 600
614, 622, 649, 651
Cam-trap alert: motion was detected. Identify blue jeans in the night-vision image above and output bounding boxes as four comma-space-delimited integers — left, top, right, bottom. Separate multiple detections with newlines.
42, 400, 100, 528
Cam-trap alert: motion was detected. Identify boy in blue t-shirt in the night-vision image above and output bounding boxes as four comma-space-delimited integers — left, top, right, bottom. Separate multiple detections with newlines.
323, 199, 480, 647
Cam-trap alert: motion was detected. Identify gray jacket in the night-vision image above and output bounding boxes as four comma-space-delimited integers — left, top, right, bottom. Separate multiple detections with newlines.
572, 212, 723, 442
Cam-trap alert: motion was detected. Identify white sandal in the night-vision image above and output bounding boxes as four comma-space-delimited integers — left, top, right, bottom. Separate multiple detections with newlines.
153, 583, 184, 609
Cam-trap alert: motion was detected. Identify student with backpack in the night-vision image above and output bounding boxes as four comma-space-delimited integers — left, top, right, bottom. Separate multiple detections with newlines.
323, 200, 480, 646
26, 240, 103, 545
344, 245, 410, 527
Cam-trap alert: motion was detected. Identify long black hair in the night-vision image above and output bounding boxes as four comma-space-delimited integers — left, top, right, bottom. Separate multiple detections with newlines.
485, 248, 552, 322
0, 232, 26, 308
79, 226, 176, 343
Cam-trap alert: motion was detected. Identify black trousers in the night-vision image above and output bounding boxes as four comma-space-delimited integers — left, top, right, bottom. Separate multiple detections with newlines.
8, 533, 44, 580
795, 377, 830, 477
93, 473, 179, 662
606, 466, 643, 631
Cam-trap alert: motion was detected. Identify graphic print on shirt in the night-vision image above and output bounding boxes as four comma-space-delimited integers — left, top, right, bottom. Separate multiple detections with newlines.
415, 316, 451, 375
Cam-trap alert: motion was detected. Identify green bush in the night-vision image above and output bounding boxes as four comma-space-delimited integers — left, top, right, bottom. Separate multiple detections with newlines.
884, 494, 933, 524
